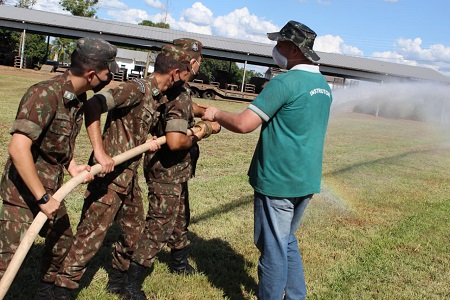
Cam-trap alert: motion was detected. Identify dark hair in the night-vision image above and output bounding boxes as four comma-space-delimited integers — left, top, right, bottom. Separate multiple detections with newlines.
69, 49, 110, 76
154, 53, 189, 74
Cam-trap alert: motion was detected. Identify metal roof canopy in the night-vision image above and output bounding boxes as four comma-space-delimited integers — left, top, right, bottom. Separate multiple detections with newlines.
1, 5, 449, 84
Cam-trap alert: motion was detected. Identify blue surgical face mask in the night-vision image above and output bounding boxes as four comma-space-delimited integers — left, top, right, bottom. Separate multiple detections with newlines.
272, 46, 288, 69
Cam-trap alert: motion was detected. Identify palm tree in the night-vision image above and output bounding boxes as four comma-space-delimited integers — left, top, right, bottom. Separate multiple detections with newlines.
49, 37, 75, 64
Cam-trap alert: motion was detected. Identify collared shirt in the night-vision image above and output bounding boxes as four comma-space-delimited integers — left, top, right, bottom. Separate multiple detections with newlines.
0, 70, 86, 209
247, 64, 332, 197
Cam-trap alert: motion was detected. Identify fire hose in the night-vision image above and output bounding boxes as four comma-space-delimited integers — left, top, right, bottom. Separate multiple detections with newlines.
0, 120, 218, 299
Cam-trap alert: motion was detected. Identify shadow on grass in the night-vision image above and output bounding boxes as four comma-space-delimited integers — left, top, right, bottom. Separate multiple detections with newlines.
156, 231, 257, 300
155, 195, 257, 299
2, 224, 124, 299
4, 196, 257, 299
192, 233, 257, 300
3, 243, 45, 300
190, 195, 252, 226
324, 148, 439, 177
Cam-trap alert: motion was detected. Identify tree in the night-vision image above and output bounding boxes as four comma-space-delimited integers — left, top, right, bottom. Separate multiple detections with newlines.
60, 0, 98, 17
17, 0, 36, 8
49, 37, 76, 64
199, 58, 262, 88
0, 0, 47, 68
24, 34, 48, 65
139, 20, 170, 29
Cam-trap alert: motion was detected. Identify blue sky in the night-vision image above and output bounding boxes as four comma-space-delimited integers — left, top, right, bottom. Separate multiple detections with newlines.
5, 0, 450, 76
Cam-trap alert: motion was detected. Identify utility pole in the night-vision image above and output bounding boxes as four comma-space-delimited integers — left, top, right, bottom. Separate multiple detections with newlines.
163, 0, 170, 23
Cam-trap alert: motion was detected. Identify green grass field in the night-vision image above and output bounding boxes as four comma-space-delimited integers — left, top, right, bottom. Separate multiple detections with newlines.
0, 73, 449, 299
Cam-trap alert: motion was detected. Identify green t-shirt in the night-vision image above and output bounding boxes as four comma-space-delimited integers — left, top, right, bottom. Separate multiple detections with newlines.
247, 64, 332, 197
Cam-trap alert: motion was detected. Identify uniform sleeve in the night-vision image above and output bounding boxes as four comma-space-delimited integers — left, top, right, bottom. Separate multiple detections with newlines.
96, 81, 144, 112
164, 92, 191, 133
10, 84, 58, 141
248, 77, 290, 122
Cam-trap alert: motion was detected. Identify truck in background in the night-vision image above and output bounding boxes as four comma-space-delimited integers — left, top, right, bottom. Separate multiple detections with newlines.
188, 72, 269, 102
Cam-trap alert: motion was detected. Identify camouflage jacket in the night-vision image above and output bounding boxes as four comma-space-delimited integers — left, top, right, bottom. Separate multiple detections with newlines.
86, 75, 167, 195
0, 70, 86, 209
144, 83, 197, 184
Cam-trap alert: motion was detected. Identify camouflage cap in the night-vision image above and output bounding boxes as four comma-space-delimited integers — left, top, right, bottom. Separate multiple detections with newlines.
76, 37, 119, 72
267, 20, 320, 62
161, 38, 203, 64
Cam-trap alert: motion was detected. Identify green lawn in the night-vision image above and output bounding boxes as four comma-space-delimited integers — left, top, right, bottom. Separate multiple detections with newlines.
0, 73, 449, 299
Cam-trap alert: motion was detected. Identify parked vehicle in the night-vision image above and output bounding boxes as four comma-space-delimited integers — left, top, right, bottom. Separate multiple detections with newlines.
189, 76, 269, 102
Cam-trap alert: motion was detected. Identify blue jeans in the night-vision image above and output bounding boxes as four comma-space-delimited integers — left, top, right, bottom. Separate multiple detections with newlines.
254, 192, 312, 300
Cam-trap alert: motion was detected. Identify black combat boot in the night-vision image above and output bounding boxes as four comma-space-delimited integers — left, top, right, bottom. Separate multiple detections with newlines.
106, 267, 127, 294
52, 286, 71, 300
170, 247, 197, 275
34, 280, 54, 300
122, 262, 147, 300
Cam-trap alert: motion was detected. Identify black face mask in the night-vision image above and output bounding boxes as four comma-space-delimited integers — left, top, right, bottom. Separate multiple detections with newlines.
93, 72, 112, 93
172, 73, 185, 88
172, 79, 185, 88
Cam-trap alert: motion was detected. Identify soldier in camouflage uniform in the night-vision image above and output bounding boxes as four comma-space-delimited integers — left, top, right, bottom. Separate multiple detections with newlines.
0, 37, 119, 300
123, 38, 209, 300
51, 42, 202, 300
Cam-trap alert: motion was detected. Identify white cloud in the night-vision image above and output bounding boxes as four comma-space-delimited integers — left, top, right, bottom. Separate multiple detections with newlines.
371, 38, 450, 76
145, 0, 166, 10
314, 34, 364, 56
13, 0, 69, 15
394, 38, 450, 63
372, 50, 412, 64
106, 8, 149, 24
180, 2, 214, 26
148, 12, 176, 26
212, 7, 278, 43
174, 21, 212, 35
313, 34, 450, 76
97, 0, 128, 10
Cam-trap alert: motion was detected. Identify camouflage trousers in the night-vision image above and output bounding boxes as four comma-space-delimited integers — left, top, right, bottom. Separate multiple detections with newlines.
131, 181, 190, 267
0, 201, 73, 283
54, 183, 145, 289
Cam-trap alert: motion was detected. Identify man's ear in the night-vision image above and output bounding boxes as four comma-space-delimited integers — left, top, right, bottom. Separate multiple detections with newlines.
85, 70, 96, 82
291, 45, 302, 58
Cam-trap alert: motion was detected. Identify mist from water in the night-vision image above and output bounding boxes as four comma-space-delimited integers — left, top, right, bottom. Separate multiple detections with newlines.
330, 81, 450, 125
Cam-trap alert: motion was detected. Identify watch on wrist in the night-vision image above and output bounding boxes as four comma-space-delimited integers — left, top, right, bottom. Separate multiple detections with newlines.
36, 193, 50, 205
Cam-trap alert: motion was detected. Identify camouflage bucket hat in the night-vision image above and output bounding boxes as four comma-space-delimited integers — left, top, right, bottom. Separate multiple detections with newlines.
76, 37, 119, 73
267, 20, 320, 62
161, 38, 203, 64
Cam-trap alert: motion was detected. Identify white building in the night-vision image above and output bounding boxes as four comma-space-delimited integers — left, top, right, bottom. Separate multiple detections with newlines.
116, 48, 155, 78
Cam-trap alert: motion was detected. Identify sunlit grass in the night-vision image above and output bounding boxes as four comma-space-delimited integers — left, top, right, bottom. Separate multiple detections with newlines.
1, 71, 449, 299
